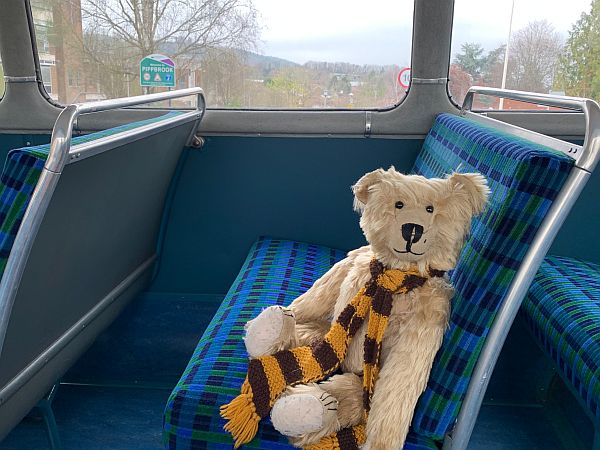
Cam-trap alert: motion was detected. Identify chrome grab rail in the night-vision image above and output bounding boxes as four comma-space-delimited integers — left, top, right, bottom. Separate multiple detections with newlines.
46, 87, 205, 173
446, 88, 600, 450
461, 86, 600, 172
0, 88, 205, 361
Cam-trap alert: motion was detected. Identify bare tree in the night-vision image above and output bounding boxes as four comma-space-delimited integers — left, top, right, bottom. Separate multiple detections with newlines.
201, 48, 251, 107
508, 20, 563, 92
81, 0, 259, 58
51, 0, 260, 99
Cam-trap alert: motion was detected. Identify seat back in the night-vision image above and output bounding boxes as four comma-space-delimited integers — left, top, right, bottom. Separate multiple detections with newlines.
409, 113, 574, 439
0, 110, 199, 439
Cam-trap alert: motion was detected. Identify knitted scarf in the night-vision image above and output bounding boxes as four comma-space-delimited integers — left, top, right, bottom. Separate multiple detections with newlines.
221, 259, 444, 449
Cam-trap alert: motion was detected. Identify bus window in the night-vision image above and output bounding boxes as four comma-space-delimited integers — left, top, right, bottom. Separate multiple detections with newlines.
0, 31, 3, 98
449, 0, 598, 110
0, 56, 4, 99
29, 0, 413, 109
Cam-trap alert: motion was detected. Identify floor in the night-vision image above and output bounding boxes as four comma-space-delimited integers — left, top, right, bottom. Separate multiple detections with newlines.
0, 384, 168, 450
0, 383, 587, 450
0, 294, 593, 450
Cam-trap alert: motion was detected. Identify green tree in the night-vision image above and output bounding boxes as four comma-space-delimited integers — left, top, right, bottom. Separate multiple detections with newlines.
556, 0, 600, 99
481, 44, 505, 86
454, 42, 486, 79
265, 67, 314, 107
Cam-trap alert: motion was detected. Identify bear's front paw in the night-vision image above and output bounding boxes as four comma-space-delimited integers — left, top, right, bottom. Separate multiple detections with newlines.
244, 305, 296, 358
271, 390, 338, 437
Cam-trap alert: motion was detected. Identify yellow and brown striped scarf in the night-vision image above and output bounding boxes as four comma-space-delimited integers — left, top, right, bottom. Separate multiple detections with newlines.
221, 259, 443, 449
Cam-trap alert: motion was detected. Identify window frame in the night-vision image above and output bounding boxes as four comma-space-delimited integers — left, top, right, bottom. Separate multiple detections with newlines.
0, 0, 584, 139
27, 0, 415, 113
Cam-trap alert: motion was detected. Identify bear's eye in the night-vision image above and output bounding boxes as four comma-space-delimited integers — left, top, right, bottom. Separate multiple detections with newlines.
395, 201, 404, 209
426, 205, 434, 213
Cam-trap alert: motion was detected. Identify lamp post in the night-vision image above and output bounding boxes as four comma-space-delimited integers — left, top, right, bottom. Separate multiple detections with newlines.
499, 0, 515, 109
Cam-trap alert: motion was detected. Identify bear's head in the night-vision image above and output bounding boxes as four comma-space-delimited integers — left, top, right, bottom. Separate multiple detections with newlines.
353, 167, 489, 272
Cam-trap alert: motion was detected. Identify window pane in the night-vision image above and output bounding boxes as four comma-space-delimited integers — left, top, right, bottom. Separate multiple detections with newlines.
30, 0, 413, 109
450, 0, 597, 109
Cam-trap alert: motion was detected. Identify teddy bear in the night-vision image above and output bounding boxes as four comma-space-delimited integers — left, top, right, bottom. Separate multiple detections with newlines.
221, 167, 489, 450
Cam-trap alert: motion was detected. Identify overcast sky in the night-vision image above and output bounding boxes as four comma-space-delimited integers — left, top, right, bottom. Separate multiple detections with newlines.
251, 0, 593, 66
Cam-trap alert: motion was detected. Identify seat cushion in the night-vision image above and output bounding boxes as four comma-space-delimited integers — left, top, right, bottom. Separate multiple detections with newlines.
410, 113, 575, 438
404, 433, 440, 450
0, 111, 182, 278
163, 237, 443, 449
163, 237, 346, 449
521, 255, 600, 420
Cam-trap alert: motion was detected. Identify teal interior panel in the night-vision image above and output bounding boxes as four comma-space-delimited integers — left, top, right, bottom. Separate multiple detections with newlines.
150, 136, 423, 294
64, 292, 223, 387
549, 166, 600, 263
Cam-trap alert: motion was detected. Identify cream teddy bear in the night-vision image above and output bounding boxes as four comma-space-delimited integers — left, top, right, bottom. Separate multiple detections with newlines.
225, 167, 489, 450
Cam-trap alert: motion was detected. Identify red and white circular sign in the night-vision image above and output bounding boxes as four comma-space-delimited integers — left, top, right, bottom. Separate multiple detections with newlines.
397, 67, 411, 89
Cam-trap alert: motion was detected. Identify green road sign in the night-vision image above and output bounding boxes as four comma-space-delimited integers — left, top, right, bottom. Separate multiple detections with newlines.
140, 54, 175, 87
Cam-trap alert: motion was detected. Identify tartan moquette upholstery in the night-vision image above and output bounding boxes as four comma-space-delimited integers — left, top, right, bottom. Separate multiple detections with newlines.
0, 112, 181, 279
520, 255, 600, 421
163, 237, 441, 450
164, 112, 575, 448
409, 113, 574, 438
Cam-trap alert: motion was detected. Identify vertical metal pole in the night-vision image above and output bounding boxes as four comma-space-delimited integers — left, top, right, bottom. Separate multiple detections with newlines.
499, 0, 515, 110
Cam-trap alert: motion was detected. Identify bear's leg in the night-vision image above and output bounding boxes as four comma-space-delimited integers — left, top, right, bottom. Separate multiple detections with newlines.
243, 305, 297, 358
317, 373, 364, 431
295, 320, 331, 346
271, 373, 364, 448
271, 384, 339, 444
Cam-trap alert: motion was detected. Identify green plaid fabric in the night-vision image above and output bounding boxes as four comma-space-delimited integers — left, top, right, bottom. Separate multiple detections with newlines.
0, 112, 181, 279
163, 112, 575, 448
521, 255, 600, 420
163, 236, 441, 449
410, 113, 574, 438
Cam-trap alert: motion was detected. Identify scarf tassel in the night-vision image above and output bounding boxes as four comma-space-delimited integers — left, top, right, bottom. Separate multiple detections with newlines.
220, 380, 260, 448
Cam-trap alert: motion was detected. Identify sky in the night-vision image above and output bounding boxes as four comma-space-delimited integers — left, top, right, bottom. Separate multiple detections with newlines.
250, 0, 593, 66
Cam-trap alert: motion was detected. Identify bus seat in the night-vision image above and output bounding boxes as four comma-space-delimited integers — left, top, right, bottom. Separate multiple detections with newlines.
0, 112, 182, 277
0, 110, 198, 440
164, 112, 574, 449
520, 256, 600, 423
408, 113, 573, 439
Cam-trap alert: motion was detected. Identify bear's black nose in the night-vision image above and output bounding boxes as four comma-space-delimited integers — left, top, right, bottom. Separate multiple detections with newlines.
402, 223, 424, 244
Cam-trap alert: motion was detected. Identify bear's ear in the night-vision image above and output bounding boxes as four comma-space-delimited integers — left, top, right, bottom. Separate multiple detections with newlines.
446, 172, 490, 216
352, 168, 386, 212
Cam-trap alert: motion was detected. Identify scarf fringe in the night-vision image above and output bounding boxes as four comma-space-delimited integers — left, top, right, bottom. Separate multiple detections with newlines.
220, 380, 260, 448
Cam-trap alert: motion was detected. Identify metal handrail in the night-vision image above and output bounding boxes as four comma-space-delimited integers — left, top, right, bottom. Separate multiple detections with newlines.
46, 87, 205, 172
462, 86, 600, 172
0, 88, 205, 360
446, 88, 600, 450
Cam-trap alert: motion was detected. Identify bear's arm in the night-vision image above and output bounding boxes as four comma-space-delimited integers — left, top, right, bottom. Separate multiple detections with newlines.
363, 279, 451, 450
289, 247, 366, 324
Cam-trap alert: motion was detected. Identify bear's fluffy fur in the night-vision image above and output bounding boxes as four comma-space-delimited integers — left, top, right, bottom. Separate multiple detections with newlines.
243, 167, 489, 449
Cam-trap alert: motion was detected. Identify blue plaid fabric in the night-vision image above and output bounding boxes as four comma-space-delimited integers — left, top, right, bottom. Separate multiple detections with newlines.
0, 112, 181, 280
521, 255, 600, 420
164, 112, 575, 447
163, 237, 345, 449
163, 236, 442, 449
409, 113, 574, 438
